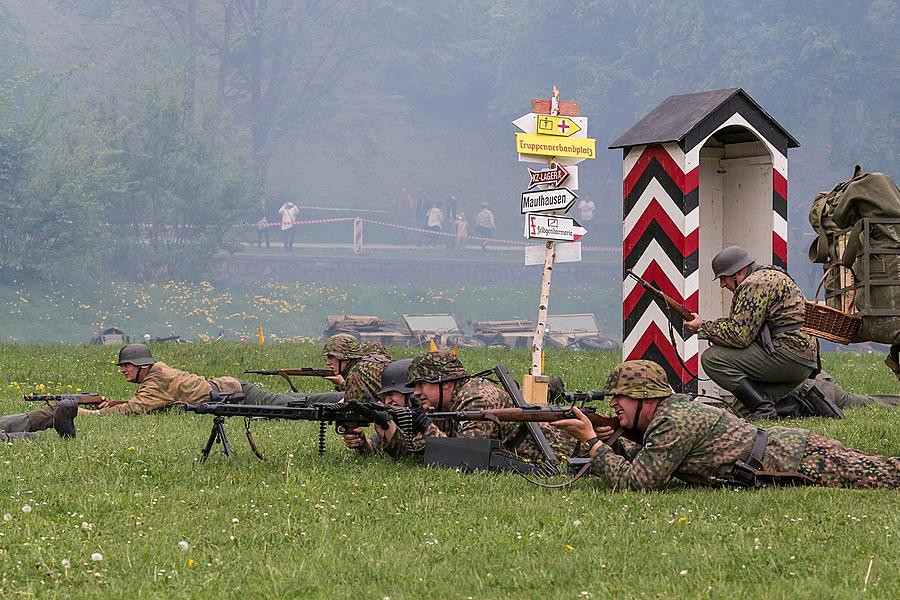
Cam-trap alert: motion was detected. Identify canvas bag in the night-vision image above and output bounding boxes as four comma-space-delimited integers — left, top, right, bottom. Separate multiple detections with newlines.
813, 166, 900, 343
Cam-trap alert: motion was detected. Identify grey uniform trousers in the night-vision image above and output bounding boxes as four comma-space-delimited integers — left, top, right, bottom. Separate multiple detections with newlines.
701, 343, 814, 402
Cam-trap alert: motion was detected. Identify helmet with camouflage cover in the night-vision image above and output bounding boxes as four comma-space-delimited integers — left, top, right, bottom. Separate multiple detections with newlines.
322, 334, 363, 360
406, 351, 469, 385
360, 340, 390, 358
117, 343, 155, 366
711, 245, 755, 279
379, 359, 414, 395
603, 360, 672, 399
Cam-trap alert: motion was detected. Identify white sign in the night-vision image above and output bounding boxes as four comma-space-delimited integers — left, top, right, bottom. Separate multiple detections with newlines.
525, 242, 582, 265
512, 113, 588, 138
520, 187, 578, 214
524, 214, 586, 242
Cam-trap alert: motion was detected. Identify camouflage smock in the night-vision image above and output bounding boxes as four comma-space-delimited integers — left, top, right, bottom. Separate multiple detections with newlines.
343, 355, 390, 401
590, 394, 900, 490
100, 362, 241, 415
697, 266, 817, 363
384, 376, 577, 461
590, 394, 808, 490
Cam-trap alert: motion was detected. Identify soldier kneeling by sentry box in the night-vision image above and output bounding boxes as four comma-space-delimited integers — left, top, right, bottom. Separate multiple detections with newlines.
549, 360, 900, 490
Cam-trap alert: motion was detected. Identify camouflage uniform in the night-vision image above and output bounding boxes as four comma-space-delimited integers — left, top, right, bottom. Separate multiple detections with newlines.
360, 341, 392, 360
384, 351, 578, 461
698, 265, 818, 400
344, 355, 390, 401
100, 362, 241, 415
590, 361, 900, 491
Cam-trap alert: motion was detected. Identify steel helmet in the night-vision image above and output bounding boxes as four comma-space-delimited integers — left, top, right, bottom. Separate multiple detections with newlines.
603, 360, 672, 399
378, 359, 414, 395
406, 351, 469, 385
322, 334, 364, 360
711, 245, 755, 279
117, 343, 155, 366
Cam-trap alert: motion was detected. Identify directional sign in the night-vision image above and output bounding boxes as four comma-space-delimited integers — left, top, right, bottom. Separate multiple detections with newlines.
521, 187, 578, 214
527, 163, 577, 190
524, 214, 586, 242
515, 133, 596, 160
536, 115, 581, 137
512, 113, 588, 138
525, 242, 582, 265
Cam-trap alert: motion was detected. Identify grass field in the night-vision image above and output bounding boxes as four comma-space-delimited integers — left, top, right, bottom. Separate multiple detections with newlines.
1, 343, 899, 599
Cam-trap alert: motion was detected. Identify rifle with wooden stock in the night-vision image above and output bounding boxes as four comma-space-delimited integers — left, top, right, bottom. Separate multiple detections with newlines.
428, 405, 641, 445
625, 269, 694, 322
24, 393, 126, 408
243, 368, 334, 392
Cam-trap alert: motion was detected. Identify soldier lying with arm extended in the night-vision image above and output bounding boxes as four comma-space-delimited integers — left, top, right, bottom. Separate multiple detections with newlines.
550, 360, 900, 491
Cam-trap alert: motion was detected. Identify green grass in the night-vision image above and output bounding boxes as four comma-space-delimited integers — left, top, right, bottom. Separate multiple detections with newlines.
1, 344, 899, 599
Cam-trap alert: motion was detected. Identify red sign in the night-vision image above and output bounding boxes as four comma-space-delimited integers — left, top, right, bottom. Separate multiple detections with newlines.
527, 163, 569, 190
531, 98, 580, 116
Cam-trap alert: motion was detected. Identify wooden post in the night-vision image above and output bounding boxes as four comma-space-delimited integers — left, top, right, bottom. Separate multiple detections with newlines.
522, 87, 560, 405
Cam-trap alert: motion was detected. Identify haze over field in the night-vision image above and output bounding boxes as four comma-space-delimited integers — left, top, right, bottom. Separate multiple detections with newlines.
1, 1, 899, 339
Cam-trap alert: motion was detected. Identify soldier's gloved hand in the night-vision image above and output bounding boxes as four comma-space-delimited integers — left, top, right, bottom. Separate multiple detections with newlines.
346, 400, 394, 430
409, 406, 432, 434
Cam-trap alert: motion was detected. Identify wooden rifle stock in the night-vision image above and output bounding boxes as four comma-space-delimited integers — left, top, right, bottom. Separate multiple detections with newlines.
243, 368, 334, 377
626, 269, 694, 321
428, 406, 642, 444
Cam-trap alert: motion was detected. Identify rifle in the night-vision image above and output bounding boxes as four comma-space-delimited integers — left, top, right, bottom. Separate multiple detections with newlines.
428, 405, 640, 445
24, 393, 126, 408
184, 400, 415, 462
243, 368, 334, 392
625, 269, 694, 321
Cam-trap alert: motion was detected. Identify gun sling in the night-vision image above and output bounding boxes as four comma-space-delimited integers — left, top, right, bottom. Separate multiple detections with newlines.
757, 322, 803, 354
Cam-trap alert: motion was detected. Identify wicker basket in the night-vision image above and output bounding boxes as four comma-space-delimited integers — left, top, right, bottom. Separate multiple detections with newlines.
801, 264, 862, 344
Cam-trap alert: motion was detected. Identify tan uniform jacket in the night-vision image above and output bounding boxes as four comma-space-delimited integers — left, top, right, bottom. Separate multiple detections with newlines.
100, 362, 241, 416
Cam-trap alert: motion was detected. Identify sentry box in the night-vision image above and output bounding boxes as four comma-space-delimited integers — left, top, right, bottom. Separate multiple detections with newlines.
609, 88, 799, 395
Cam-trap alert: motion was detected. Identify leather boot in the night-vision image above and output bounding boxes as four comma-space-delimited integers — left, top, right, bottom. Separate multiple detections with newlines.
1, 432, 40, 442
52, 398, 78, 438
732, 379, 778, 421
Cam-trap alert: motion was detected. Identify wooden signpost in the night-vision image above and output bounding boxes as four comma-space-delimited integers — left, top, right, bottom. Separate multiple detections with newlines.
512, 87, 595, 403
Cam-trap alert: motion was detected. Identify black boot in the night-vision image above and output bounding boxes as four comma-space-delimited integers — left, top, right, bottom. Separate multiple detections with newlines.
732, 379, 778, 421
53, 398, 79, 439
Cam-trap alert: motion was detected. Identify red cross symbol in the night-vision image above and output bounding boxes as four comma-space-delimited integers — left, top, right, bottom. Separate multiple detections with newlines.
557, 120, 570, 134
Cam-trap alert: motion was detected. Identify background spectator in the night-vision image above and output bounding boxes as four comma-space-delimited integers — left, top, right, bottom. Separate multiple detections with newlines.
278, 201, 300, 251
475, 201, 495, 250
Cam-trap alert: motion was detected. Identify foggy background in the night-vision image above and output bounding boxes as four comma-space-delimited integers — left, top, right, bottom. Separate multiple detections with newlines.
1, 0, 898, 343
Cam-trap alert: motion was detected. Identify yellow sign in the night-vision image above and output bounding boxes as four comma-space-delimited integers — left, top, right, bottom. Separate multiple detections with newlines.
535, 115, 582, 137
515, 133, 596, 160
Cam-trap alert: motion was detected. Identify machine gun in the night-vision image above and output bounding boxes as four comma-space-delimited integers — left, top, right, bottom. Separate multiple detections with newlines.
24, 393, 126, 408
183, 400, 415, 462
243, 368, 334, 392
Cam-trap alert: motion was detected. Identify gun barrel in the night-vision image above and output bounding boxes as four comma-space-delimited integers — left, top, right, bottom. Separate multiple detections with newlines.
429, 406, 619, 429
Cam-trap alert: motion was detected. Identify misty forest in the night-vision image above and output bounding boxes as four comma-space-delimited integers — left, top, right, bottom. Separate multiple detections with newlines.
2, 0, 899, 343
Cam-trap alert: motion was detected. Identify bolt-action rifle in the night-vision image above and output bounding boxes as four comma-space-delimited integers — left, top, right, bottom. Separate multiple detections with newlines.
243, 368, 334, 392
24, 393, 126, 408
428, 405, 641, 446
184, 400, 415, 462
625, 269, 694, 322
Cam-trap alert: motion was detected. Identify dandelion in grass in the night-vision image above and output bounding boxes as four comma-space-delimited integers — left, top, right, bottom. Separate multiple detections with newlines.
178, 540, 190, 551
61, 559, 71, 569
21, 505, 32, 514
91, 553, 103, 562
3, 513, 11, 522
81, 522, 93, 531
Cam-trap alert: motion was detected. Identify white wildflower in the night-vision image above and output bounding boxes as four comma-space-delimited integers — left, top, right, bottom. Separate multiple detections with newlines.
178, 540, 190, 551
91, 553, 103, 562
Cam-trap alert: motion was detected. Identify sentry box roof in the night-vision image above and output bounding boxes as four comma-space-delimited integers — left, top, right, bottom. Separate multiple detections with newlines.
609, 87, 800, 155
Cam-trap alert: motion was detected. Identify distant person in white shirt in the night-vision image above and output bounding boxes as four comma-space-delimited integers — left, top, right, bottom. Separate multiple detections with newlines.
278, 201, 300, 251
426, 203, 444, 246
578, 198, 595, 222
475, 202, 495, 250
